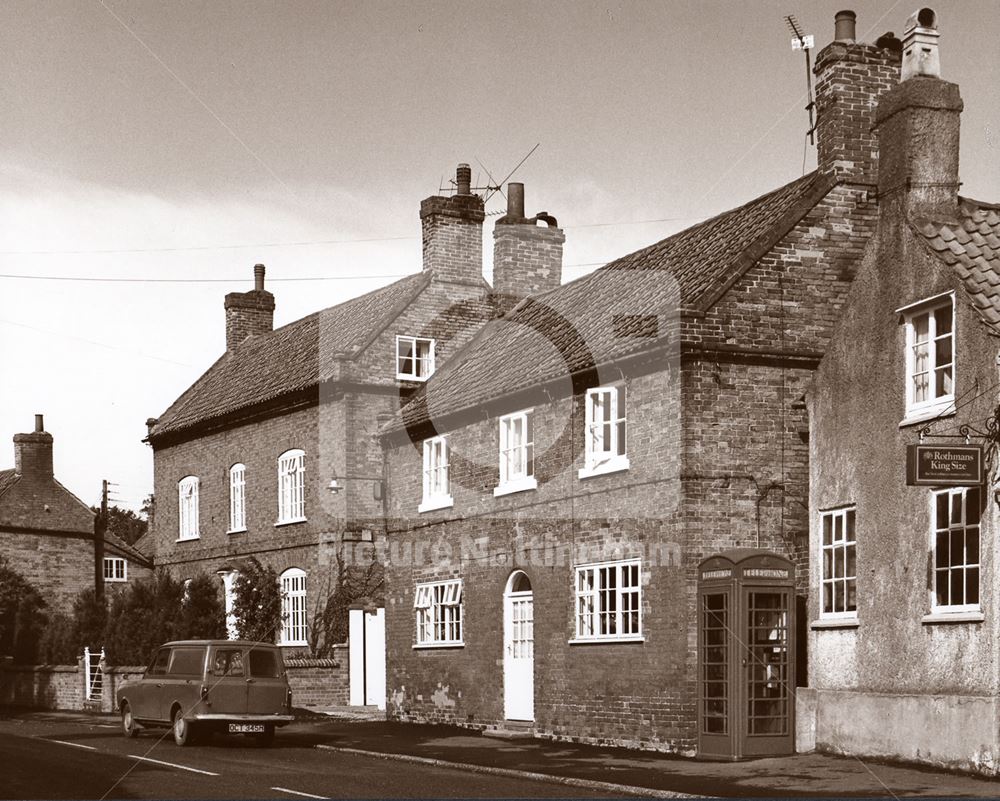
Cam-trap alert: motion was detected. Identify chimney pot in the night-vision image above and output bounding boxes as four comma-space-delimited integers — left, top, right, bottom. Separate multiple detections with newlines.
834, 10, 857, 42
254, 263, 265, 292
901, 7, 941, 80
34, 414, 44, 433
456, 164, 472, 196
507, 183, 525, 220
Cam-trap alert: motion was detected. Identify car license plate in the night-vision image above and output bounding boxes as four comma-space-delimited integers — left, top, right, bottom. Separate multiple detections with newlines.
229, 723, 265, 734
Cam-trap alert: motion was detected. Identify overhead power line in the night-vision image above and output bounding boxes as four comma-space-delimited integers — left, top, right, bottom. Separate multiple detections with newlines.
0, 272, 410, 284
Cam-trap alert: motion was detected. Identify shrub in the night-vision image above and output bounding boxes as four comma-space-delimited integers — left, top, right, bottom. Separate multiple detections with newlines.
179, 574, 225, 640
0, 558, 47, 662
37, 612, 76, 664
232, 557, 282, 643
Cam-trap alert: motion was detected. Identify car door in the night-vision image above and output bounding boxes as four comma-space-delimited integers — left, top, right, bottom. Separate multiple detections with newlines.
138, 647, 171, 722
246, 647, 287, 715
207, 646, 248, 716
163, 646, 206, 720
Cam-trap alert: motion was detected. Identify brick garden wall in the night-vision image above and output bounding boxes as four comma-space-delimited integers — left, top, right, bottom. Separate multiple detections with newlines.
285, 647, 349, 709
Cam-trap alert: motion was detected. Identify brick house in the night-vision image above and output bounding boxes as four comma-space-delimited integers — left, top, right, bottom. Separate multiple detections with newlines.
803, 10, 1000, 773
378, 12, 901, 753
0, 415, 152, 619
145, 167, 499, 655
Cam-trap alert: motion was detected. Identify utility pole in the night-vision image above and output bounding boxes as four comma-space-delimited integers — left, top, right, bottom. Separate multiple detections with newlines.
94, 479, 108, 601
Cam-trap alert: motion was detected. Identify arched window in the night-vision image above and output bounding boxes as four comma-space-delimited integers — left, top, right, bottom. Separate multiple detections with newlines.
277, 449, 305, 524
279, 568, 308, 646
177, 476, 199, 540
229, 463, 246, 532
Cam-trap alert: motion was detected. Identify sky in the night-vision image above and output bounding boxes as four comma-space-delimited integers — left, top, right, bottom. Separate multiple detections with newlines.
2, 0, 998, 513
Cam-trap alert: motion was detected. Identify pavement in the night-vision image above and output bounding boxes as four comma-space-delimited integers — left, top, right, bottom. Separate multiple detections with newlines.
7, 706, 1000, 798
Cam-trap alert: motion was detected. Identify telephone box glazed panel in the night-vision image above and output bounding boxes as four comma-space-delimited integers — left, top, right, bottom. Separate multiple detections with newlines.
697, 550, 796, 760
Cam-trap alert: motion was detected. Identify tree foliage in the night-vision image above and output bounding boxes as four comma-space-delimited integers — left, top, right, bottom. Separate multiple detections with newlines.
102, 571, 225, 665
232, 557, 283, 643
90, 504, 148, 546
0, 558, 47, 662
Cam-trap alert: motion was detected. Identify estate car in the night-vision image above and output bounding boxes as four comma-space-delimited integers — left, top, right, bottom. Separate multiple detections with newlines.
116, 640, 295, 746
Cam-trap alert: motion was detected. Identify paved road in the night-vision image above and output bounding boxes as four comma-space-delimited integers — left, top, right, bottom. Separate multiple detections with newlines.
0, 717, 627, 800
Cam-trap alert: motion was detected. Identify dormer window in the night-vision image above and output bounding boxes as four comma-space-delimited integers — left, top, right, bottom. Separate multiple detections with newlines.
396, 336, 435, 381
901, 293, 955, 423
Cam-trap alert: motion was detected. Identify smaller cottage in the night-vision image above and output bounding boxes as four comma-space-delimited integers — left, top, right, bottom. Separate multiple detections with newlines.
0, 415, 151, 615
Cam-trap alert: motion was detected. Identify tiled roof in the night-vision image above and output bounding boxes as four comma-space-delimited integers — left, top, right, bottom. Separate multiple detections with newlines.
150, 272, 431, 441
0, 469, 18, 499
105, 530, 152, 567
915, 199, 1000, 330
396, 171, 834, 430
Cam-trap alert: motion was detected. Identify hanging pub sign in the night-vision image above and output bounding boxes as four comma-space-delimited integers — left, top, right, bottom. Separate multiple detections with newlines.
906, 444, 984, 486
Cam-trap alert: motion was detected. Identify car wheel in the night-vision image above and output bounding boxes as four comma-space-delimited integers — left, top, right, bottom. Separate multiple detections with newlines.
255, 726, 275, 747
172, 708, 197, 747
121, 702, 139, 738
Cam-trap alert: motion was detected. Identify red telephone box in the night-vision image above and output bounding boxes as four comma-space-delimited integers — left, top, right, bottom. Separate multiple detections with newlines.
697, 549, 796, 760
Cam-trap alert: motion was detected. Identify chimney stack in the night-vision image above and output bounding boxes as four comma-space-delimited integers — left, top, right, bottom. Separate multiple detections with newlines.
492, 182, 565, 313
420, 163, 486, 285
874, 8, 961, 220
814, 9, 901, 184
224, 263, 275, 352
14, 414, 53, 479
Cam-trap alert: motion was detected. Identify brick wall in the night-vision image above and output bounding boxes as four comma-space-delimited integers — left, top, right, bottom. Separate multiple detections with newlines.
0, 661, 84, 710
0, 530, 95, 617
286, 647, 349, 708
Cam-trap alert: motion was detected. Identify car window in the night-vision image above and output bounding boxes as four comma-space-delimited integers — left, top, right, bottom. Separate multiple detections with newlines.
248, 649, 281, 678
211, 648, 245, 677
147, 648, 170, 676
168, 647, 205, 676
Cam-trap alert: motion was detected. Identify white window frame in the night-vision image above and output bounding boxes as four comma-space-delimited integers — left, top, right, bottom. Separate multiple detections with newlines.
571, 559, 643, 643
177, 476, 200, 541
579, 384, 629, 478
900, 293, 955, 423
414, 579, 463, 647
494, 409, 537, 496
279, 568, 308, 646
931, 487, 981, 614
396, 335, 436, 381
820, 507, 857, 620
228, 463, 247, 533
419, 435, 453, 513
276, 449, 306, 525
103, 556, 127, 583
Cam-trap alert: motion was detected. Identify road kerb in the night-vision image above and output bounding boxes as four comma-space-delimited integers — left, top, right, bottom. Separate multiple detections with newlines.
314, 744, 710, 799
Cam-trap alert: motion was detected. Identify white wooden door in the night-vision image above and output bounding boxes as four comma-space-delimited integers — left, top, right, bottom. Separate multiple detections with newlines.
349, 608, 386, 709
503, 573, 534, 721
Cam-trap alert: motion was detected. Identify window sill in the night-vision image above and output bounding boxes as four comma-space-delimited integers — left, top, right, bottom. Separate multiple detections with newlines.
104, 577, 128, 583
176, 535, 200, 542
227, 528, 247, 535
274, 517, 308, 528
494, 477, 538, 497
899, 402, 956, 428
578, 456, 630, 480
396, 374, 430, 383
921, 611, 984, 625
279, 640, 309, 648
418, 495, 454, 514
811, 618, 859, 630
412, 642, 464, 650
568, 636, 645, 645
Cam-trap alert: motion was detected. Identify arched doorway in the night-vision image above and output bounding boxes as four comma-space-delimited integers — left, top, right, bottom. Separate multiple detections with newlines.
503, 570, 534, 721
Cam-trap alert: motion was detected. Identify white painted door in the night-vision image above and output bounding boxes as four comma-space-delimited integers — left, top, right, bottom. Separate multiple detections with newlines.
349, 608, 386, 709
503, 573, 534, 721
364, 608, 386, 709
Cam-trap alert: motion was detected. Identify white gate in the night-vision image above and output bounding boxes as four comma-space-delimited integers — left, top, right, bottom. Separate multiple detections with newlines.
83, 646, 105, 702
349, 608, 386, 709
503, 572, 534, 721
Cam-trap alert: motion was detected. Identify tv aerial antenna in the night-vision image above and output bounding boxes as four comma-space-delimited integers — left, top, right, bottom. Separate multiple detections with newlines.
785, 14, 816, 145
438, 143, 541, 211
